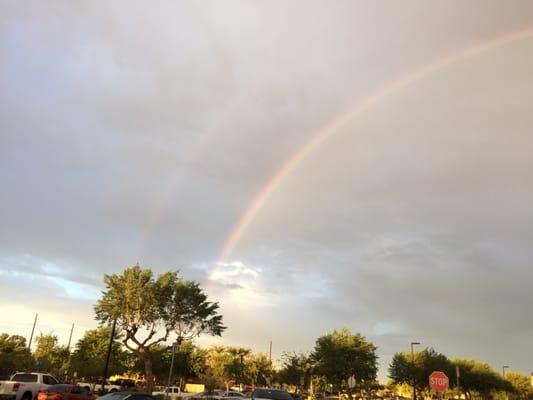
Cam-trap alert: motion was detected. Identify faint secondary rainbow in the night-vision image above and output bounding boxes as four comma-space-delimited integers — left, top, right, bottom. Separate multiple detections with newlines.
215, 26, 533, 267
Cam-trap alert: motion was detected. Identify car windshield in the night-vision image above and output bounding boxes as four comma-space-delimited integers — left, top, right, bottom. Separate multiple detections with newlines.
253, 390, 292, 400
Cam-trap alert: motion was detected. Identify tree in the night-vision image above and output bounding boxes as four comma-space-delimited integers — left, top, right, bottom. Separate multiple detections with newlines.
34, 333, 69, 378
226, 347, 251, 387
389, 348, 452, 398
0, 334, 33, 377
204, 346, 236, 390
451, 359, 509, 400
312, 328, 378, 392
150, 341, 207, 385
277, 352, 312, 388
70, 327, 126, 380
245, 353, 273, 387
505, 371, 533, 400
94, 265, 225, 392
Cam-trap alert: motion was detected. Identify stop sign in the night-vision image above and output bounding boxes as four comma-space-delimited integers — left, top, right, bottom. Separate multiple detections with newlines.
429, 371, 449, 393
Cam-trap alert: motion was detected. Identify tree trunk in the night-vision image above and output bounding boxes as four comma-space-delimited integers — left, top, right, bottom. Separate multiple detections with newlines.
144, 353, 154, 393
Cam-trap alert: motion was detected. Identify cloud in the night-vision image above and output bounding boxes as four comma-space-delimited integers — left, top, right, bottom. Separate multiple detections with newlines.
2, 0, 533, 381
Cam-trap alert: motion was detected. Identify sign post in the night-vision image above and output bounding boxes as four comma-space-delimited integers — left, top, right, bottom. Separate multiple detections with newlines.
347, 375, 356, 400
429, 371, 449, 399
348, 375, 356, 389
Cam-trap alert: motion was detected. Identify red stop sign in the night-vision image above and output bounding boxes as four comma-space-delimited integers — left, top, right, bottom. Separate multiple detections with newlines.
429, 371, 449, 393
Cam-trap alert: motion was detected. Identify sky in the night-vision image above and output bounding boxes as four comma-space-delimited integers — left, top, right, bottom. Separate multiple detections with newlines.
1, 0, 533, 382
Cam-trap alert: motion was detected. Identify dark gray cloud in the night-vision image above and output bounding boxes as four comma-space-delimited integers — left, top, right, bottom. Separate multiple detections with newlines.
1, 0, 533, 381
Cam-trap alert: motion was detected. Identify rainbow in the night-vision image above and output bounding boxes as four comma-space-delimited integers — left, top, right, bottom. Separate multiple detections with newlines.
213, 27, 533, 268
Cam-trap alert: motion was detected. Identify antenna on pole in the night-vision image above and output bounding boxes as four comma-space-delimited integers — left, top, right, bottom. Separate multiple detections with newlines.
28, 313, 38, 350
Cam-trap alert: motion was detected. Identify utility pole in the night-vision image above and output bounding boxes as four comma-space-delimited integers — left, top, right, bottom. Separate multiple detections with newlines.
67, 323, 74, 351
28, 313, 38, 350
66, 323, 75, 382
410, 342, 421, 400
240, 354, 244, 390
167, 341, 179, 392
102, 319, 117, 394
269, 341, 272, 364
456, 365, 460, 397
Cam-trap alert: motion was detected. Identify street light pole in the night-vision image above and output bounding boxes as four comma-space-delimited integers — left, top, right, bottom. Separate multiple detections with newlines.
502, 366, 510, 400
502, 365, 509, 378
240, 354, 244, 391
102, 318, 117, 394
410, 342, 421, 400
167, 341, 179, 395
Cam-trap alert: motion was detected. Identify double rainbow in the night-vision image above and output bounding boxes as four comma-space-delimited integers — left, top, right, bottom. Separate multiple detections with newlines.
215, 27, 533, 267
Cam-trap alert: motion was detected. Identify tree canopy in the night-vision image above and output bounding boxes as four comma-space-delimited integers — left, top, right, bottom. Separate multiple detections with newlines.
451, 358, 510, 400
389, 347, 453, 397
389, 350, 513, 400
277, 352, 312, 388
34, 333, 69, 378
0, 334, 33, 377
505, 371, 533, 400
70, 326, 126, 380
312, 328, 378, 391
94, 265, 225, 391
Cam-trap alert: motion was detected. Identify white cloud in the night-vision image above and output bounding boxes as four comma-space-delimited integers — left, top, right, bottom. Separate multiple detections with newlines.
2, 0, 533, 380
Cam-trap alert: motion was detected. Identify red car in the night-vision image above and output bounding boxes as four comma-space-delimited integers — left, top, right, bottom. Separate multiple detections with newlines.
37, 385, 95, 400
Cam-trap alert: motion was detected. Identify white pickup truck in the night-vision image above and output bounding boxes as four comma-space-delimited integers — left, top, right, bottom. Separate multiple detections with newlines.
0, 372, 59, 400
152, 386, 182, 400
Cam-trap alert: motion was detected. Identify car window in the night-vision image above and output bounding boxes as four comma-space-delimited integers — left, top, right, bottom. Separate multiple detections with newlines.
43, 376, 59, 385
128, 395, 154, 400
48, 385, 72, 392
71, 387, 83, 394
12, 374, 38, 383
252, 390, 292, 400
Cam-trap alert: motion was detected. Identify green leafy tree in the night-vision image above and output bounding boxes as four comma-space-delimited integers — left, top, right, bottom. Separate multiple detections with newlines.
0, 334, 33, 376
122, 350, 144, 376
452, 359, 510, 400
245, 353, 273, 387
204, 346, 236, 390
70, 327, 126, 380
203, 346, 271, 389
94, 265, 225, 392
312, 328, 378, 392
389, 348, 452, 398
201, 368, 219, 394
505, 371, 533, 400
150, 341, 207, 385
34, 333, 69, 378
277, 352, 312, 388
226, 347, 251, 387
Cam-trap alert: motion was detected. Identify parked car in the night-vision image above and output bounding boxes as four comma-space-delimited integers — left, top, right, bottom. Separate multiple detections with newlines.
189, 391, 227, 400
251, 389, 293, 400
0, 372, 60, 400
36, 385, 95, 400
223, 392, 246, 400
99, 392, 156, 400
77, 379, 127, 394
